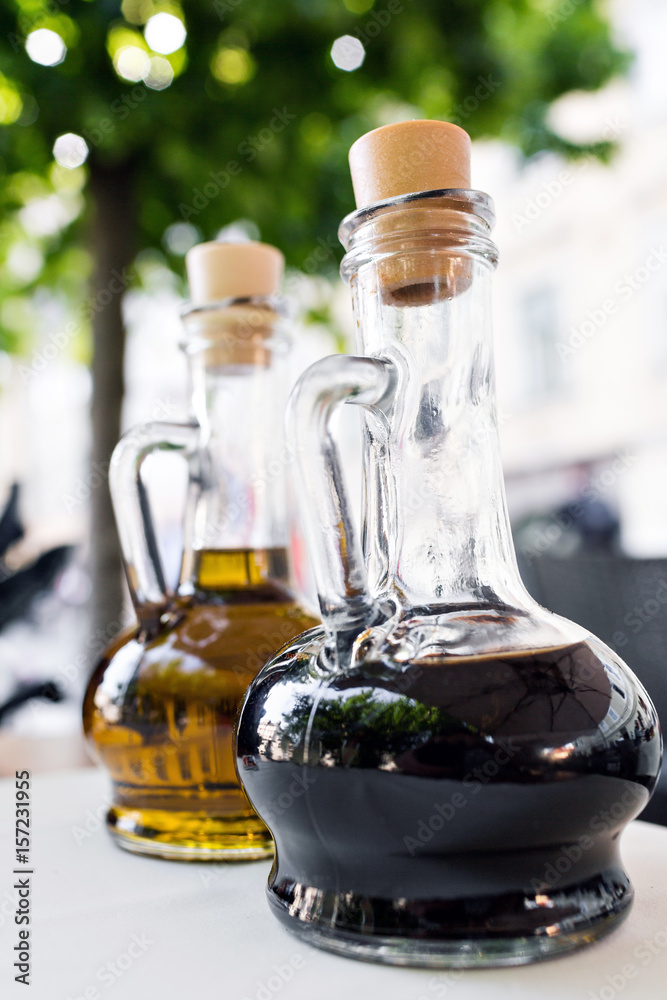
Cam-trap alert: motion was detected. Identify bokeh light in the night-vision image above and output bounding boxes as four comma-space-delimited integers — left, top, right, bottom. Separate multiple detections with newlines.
114, 46, 150, 82
216, 219, 261, 243
210, 47, 255, 85
16, 94, 39, 127
121, 0, 154, 24
144, 13, 186, 55
547, 82, 630, 145
26, 29, 67, 67
144, 56, 174, 91
6, 244, 44, 284
0, 81, 23, 125
330, 36, 365, 72
53, 133, 89, 169
19, 194, 75, 236
163, 222, 199, 255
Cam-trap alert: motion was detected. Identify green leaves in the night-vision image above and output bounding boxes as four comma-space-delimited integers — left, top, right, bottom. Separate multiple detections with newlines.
0, 0, 626, 355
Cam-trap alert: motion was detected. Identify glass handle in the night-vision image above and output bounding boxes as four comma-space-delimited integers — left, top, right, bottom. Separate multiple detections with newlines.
110, 421, 199, 625
287, 354, 396, 663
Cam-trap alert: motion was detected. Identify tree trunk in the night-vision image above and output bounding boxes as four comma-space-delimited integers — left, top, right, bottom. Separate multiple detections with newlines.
88, 161, 136, 645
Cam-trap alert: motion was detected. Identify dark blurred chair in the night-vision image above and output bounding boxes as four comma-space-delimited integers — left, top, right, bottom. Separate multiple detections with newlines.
518, 553, 667, 826
0, 483, 72, 724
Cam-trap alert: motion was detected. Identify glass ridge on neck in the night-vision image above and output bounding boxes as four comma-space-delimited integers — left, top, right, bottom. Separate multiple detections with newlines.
339, 188, 496, 256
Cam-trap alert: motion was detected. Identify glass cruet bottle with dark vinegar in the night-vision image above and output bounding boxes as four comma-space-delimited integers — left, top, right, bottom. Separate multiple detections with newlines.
83, 241, 318, 861
236, 122, 662, 964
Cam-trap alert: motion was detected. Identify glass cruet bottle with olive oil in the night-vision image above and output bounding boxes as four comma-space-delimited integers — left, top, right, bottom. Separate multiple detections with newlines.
83, 240, 318, 860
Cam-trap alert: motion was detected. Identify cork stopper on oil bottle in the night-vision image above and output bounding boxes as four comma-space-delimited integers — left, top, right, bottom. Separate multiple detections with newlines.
184, 241, 285, 366
348, 120, 474, 304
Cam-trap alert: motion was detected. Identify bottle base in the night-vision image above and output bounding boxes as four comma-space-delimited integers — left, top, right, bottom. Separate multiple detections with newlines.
272, 912, 630, 968
107, 805, 274, 862
266, 871, 633, 968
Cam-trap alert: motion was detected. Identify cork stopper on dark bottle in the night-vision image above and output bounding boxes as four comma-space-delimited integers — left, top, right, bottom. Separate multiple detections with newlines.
348, 120, 474, 304
349, 120, 471, 208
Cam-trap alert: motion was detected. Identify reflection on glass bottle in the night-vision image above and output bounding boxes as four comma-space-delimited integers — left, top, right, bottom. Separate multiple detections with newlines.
236, 123, 662, 964
83, 242, 318, 861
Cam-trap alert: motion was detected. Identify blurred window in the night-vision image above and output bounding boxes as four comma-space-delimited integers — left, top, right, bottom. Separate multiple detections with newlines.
647, 292, 667, 372
520, 286, 561, 400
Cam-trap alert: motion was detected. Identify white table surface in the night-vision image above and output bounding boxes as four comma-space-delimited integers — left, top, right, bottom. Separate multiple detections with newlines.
0, 768, 666, 1000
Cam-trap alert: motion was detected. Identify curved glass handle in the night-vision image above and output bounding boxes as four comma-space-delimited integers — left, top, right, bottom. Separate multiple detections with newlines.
110, 421, 199, 625
287, 354, 397, 663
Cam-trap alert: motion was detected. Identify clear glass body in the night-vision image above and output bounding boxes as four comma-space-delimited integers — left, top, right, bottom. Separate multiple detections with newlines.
83, 298, 318, 860
236, 193, 662, 962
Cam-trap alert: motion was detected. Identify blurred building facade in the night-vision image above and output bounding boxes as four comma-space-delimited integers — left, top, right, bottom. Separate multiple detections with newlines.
477, 0, 667, 560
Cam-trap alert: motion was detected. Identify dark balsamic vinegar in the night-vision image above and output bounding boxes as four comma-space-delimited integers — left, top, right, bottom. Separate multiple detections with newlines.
237, 637, 660, 961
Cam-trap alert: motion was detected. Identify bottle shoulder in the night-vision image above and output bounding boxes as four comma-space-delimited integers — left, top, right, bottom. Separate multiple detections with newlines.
84, 596, 319, 710
238, 631, 661, 786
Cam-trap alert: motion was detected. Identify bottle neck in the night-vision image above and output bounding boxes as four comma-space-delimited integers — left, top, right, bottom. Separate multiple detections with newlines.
178, 299, 291, 594
341, 191, 530, 613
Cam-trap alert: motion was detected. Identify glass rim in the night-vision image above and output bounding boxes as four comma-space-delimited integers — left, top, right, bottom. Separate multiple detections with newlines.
338, 188, 495, 251
180, 293, 288, 321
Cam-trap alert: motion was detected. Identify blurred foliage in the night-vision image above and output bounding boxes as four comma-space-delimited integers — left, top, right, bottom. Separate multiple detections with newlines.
0, 0, 629, 355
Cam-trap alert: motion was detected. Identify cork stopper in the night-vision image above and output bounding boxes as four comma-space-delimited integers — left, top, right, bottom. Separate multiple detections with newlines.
349, 120, 471, 209
184, 241, 285, 366
185, 241, 284, 305
347, 121, 474, 305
